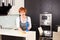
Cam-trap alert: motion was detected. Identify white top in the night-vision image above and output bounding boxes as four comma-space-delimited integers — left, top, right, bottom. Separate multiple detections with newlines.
16, 16, 32, 29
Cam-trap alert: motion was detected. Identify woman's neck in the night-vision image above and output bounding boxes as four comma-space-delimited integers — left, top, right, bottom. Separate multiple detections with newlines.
20, 15, 27, 22
21, 15, 26, 19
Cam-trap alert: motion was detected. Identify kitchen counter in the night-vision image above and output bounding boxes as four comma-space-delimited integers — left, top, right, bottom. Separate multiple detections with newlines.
53, 32, 60, 40
0, 29, 36, 40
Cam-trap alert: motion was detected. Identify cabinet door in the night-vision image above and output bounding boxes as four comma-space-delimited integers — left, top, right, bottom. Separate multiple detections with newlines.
0, 35, 2, 40
2, 35, 25, 40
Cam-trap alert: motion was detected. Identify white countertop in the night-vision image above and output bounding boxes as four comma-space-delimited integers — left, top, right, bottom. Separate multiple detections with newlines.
0, 29, 36, 37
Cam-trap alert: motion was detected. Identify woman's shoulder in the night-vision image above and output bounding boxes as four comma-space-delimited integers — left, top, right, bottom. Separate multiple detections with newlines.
27, 16, 31, 20
16, 16, 19, 20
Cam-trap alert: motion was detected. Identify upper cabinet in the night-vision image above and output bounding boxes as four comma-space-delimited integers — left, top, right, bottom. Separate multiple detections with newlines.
0, 0, 24, 15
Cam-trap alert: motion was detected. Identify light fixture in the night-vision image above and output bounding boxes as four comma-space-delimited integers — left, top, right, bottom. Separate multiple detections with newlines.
0, 0, 15, 6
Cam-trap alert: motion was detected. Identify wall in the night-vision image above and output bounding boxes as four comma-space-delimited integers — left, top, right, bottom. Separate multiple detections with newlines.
25, 0, 60, 31
8, 0, 24, 15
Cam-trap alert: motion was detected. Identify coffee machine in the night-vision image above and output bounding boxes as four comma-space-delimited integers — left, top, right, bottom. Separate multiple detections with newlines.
40, 12, 52, 37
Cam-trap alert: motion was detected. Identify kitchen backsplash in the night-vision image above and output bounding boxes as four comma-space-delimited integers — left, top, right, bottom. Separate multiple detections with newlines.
0, 15, 18, 29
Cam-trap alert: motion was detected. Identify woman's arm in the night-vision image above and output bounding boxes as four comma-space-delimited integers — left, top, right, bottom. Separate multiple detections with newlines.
18, 27, 23, 31
16, 17, 23, 31
28, 17, 32, 30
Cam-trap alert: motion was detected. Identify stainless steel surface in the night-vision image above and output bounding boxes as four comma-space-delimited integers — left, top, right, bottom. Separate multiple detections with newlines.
44, 30, 52, 36
40, 13, 52, 26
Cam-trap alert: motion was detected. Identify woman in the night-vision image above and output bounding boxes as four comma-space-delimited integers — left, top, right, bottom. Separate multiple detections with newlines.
16, 7, 32, 32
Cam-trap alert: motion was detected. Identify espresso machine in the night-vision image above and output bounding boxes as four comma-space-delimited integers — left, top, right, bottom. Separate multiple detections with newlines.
40, 12, 52, 37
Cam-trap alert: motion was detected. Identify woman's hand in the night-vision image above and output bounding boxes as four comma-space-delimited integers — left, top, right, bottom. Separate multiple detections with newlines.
22, 31, 26, 34
18, 27, 23, 31
18, 27, 26, 34
28, 27, 31, 30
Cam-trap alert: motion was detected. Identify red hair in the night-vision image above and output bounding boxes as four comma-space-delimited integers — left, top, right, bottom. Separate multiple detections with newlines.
19, 7, 27, 13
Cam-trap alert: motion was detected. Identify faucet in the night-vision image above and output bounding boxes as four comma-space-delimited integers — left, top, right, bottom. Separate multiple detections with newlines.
0, 25, 2, 29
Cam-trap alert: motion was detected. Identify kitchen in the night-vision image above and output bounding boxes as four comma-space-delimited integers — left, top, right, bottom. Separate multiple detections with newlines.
0, 0, 60, 40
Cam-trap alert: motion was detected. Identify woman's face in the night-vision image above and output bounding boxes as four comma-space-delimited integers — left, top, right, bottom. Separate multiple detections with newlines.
20, 11, 26, 16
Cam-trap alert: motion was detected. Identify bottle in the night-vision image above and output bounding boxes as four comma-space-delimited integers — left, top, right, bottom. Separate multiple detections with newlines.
26, 22, 29, 32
